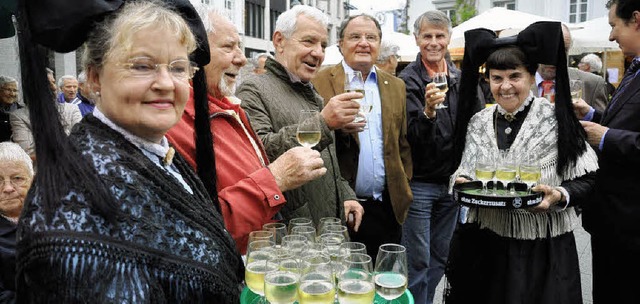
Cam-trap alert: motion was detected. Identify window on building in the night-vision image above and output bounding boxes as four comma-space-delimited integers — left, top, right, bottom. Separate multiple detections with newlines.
225, 0, 233, 10
569, 0, 588, 23
245, 0, 265, 39
270, 0, 286, 40
440, 8, 456, 21
493, 0, 515, 10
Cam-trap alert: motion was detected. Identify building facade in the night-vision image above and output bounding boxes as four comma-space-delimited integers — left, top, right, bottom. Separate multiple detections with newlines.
408, 0, 608, 36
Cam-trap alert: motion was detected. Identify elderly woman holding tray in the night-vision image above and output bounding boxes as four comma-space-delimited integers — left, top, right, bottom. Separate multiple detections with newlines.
14, 0, 243, 302
446, 22, 598, 304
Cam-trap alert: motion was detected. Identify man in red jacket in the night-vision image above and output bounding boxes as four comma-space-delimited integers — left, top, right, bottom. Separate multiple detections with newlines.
167, 6, 328, 254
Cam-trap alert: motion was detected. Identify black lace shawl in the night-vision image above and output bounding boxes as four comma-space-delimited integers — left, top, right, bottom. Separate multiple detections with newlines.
15, 115, 243, 303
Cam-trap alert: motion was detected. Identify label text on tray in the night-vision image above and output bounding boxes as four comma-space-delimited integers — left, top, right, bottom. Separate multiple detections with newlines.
460, 197, 506, 207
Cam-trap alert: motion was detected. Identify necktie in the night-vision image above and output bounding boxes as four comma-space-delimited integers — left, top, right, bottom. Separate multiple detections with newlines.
609, 58, 640, 108
541, 80, 555, 103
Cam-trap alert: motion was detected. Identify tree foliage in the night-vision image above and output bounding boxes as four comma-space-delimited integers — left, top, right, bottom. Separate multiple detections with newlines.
452, 0, 477, 27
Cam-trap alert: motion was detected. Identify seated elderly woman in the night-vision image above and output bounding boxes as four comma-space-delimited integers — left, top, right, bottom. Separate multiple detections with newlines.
15, 0, 242, 302
446, 22, 598, 304
0, 142, 32, 304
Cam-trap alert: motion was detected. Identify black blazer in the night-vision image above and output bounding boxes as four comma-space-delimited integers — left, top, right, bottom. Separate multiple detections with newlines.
583, 73, 640, 251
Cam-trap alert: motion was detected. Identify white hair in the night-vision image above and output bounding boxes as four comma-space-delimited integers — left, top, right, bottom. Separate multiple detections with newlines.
0, 76, 17, 88
0, 142, 34, 177
191, 2, 233, 35
580, 54, 603, 72
57, 75, 77, 88
377, 39, 400, 63
77, 71, 87, 84
275, 5, 329, 38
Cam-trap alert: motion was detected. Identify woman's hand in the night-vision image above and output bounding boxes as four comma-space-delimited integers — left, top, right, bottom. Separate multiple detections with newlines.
529, 184, 564, 212
454, 176, 472, 185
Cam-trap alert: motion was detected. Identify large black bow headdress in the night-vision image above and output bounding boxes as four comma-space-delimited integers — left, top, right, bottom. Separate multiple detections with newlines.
456, 21, 586, 175
16, 0, 220, 220
24, 0, 210, 66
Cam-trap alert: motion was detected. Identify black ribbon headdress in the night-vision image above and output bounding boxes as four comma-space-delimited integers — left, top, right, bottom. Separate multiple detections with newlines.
456, 21, 587, 175
16, 0, 220, 219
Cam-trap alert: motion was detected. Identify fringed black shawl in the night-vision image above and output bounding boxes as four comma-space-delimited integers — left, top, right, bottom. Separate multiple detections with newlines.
15, 115, 243, 303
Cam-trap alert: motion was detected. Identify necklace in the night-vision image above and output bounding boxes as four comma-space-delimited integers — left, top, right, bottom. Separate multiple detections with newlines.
496, 96, 532, 122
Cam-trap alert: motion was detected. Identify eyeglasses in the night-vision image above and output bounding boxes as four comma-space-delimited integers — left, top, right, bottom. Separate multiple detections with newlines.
345, 33, 380, 43
0, 176, 30, 188
117, 57, 199, 80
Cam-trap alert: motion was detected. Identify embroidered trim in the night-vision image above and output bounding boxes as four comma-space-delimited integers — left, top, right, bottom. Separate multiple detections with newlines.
496, 95, 533, 120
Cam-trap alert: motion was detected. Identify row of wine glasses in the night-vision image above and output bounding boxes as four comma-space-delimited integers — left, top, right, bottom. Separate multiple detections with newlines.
245, 217, 408, 303
475, 150, 542, 195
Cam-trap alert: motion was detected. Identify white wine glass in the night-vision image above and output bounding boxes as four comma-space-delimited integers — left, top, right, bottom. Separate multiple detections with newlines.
264, 252, 301, 304
496, 150, 517, 195
345, 71, 366, 123
245, 240, 277, 302
475, 154, 496, 195
338, 253, 376, 304
339, 242, 367, 256
431, 72, 448, 109
291, 225, 317, 243
298, 254, 336, 304
374, 244, 408, 303
263, 222, 288, 246
519, 152, 542, 194
288, 217, 313, 234
570, 79, 584, 103
317, 217, 341, 236
296, 110, 321, 148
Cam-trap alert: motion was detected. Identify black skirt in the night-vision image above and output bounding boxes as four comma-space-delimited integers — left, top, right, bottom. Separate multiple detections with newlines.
445, 222, 582, 304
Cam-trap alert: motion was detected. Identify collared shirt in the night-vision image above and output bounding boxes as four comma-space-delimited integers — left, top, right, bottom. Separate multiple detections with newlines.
342, 62, 386, 200
57, 93, 81, 105
535, 72, 554, 97
421, 58, 448, 79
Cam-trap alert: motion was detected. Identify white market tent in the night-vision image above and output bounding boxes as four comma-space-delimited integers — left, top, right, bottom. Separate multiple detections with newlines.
448, 7, 558, 50
322, 31, 419, 66
570, 16, 620, 55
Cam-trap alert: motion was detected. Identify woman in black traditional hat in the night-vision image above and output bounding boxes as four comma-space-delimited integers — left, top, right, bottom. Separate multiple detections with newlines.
14, 0, 242, 302
446, 22, 598, 304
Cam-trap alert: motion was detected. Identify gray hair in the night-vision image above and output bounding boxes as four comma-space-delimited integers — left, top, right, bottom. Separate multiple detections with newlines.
192, 2, 233, 35
77, 71, 87, 84
377, 39, 400, 63
45, 67, 54, 77
0, 142, 34, 177
580, 54, 602, 72
413, 10, 452, 37
251, 52, 273, 66
0, 76, 18, 88
275, 5, 329, 38
57, 75, 77, 88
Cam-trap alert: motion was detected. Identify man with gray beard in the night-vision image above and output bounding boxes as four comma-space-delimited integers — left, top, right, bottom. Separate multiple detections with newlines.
167, 5, 326, 253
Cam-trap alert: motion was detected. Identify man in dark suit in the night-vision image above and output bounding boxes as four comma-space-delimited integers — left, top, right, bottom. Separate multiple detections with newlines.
312, 14, 413, 260
531, 24, 609, 111
574, 0, 640, 302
